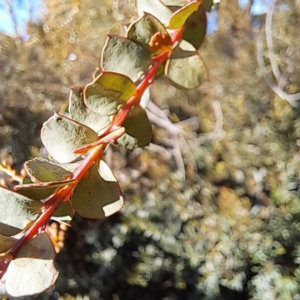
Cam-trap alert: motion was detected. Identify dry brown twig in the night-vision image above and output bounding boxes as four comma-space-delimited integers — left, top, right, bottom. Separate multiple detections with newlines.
0, 161, 26, 185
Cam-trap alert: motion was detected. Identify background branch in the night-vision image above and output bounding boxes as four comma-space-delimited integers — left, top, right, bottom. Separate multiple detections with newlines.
257, 0, 300, 107
5, 0, 23, 46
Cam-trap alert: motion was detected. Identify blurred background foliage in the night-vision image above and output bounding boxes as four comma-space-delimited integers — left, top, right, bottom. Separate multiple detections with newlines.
1, 0, 300, 299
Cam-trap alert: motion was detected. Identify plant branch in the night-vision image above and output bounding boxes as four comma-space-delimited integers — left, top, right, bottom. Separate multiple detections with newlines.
0, 26, 184, 279
5, 0, 23, 46
257, 0, 300, 106
265, 0, 280, 82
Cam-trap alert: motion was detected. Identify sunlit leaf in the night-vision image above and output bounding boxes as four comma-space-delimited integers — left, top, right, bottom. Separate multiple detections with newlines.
25, 157, 72, 183
136, 0, 173, 24
182, 4, 207, 49
101, 35, 151, 82
117, 105, 152, 149
72, 161, 124, 219
169, 2, 200, 29
140, 87, 151, 109
84, 72, 136, 115
160, 0, 188, 6
59, 162, 79, 173
0, 186, 42, 236
161, 0, 205, 9
6, 232, 58, 297
69, 87, 111, 132
126, 13, 171, 54
166, 50, 207, 89
41, 113, 98, 164
0, 233, 18, 253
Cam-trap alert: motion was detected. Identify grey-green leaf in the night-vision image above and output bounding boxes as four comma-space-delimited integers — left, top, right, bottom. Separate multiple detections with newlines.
5, 232, 58, 297
84, 72, 136, 115
136, 0, 172, 25
126, 12, 169, 50
25, 157, 72, 183
0, 186, 42, 236
160, 0, 188, 6
117, 105, 152, 149
41, 113, 98, 164
69, 87, 111, 132
72, 161, 124, 219
165, 52, 207, 89
101, 35, 151, 82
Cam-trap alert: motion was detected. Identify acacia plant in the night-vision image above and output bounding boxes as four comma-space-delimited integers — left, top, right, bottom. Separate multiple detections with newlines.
0, 0, 210, 296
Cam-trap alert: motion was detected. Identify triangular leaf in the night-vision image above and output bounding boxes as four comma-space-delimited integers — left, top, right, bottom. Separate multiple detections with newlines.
15, 179, 77, 190
84, 72, 136, 115
160, 0, 189, 5
41, 113, 98, 164
14, 179, 77, 201
72, 161, 124, 219
5, 232, 58, 297
25, 157, 72, 183
126, 12, 171, 55
161, 0, 209, 9
165, 51, 207, 89
0, 186, 42, 236
170, 40, 197, 58
15, 185, 58, 201
69, 87, 111, 132
169, 1, 200, 29
182, 4, 207, 49
101, 35, 151, 82
136, 0, 173, 24
117, 105, 152, 149
51, 200, 73, 224
0, 233, 18, 253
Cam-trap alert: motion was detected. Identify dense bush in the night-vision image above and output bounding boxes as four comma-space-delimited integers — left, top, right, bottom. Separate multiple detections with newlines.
1, 0, 300, 299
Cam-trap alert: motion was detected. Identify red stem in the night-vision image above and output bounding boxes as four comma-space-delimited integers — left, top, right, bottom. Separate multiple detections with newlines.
0, 26, 183, 279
